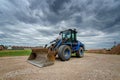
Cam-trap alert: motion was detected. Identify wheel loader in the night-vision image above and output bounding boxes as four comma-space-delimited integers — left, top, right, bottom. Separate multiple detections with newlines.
28, 29, 85, 67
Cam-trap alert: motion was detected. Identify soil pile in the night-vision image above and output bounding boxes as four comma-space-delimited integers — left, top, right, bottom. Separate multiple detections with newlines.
86, 49, 107, 54
109, 44, 120, 55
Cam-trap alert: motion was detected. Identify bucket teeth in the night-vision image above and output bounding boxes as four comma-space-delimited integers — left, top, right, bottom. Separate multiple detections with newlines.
27, 48, 55, 67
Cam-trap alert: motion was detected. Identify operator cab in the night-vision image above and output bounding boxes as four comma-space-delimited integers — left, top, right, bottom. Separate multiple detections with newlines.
60, 29, 77, 42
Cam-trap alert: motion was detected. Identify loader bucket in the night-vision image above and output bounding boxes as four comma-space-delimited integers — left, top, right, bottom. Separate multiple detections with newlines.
27, 48, 56, 67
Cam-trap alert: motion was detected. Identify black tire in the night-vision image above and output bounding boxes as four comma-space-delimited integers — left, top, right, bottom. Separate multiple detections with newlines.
76, 47, 84, 58
58, 45, 71, 61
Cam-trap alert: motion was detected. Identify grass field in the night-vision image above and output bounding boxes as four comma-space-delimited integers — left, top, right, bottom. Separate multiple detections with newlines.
0, 49, 32, 57
0, 49, 80, 57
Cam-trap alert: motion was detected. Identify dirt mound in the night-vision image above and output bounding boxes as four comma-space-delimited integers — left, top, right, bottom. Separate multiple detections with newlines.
86, 49, 107, 54
86, 44, 120, 55
108, 44, 120, 55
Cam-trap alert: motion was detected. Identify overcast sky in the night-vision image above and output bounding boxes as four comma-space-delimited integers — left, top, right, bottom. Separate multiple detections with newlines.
0, 0, 120, 49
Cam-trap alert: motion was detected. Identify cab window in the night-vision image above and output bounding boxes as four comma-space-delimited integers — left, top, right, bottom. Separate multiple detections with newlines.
62, 31, 71, 39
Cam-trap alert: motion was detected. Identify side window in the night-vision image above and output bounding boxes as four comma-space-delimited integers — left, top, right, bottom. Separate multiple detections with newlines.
62, 31, 71, 39
62, 34, 65, 38
67, 33, 71, 39
72, 33, 75, 41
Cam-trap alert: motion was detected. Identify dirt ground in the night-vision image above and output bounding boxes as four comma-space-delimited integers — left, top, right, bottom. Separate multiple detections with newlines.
0, 53, 120, 80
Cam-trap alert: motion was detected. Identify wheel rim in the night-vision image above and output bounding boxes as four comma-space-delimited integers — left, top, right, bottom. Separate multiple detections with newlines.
64, 48, 70, 59
79, 49, 83, 56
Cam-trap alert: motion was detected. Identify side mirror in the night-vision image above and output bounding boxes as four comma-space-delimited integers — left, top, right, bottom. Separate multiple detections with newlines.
59, 32, 62, 35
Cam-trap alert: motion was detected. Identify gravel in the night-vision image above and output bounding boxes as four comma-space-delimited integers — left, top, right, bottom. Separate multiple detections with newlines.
0, 53, 120, 80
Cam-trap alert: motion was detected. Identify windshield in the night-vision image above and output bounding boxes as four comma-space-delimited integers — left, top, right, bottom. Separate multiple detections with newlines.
62, 31, 71, 39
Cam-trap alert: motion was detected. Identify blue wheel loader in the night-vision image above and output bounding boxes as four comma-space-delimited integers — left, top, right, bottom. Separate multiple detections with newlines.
28, 29, 85, 67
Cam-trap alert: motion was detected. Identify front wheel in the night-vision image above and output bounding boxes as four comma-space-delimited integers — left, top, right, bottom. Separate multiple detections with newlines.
58, 45, 71, 61
76, 47, 84, 58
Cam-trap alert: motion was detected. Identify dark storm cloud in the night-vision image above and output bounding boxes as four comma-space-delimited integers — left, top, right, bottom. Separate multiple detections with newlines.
94, 1, 120, 32
0, 34, 8, 38
0, 11, 3, 14
37, 29, 55, 36
37, 27, 62, 36
28, 0, 77, 25
14, 12, 38, 24
46, 0, 120, 33
0, 0, 120, 49
0, 21, 15, 26
48, 0, 70, 14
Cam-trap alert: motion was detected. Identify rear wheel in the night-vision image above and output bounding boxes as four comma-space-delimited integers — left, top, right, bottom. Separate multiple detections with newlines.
76, 47, 84, 58
58, 45, 71, 61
